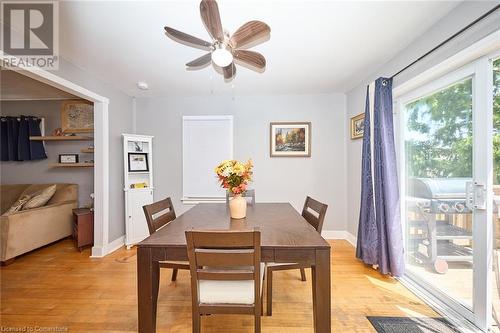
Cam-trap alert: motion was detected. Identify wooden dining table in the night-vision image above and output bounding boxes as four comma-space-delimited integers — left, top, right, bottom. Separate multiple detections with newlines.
137, 203, 331, 333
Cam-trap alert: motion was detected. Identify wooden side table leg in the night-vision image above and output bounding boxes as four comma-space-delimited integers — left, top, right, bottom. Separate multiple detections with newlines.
312, 248, 331, 333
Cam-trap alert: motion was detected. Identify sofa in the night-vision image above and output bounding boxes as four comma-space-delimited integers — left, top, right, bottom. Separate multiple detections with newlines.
1, 183, 78, 263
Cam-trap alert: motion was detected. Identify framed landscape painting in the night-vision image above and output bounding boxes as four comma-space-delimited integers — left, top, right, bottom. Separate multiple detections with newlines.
270, 122, 311, 157
350, 113, 365, 139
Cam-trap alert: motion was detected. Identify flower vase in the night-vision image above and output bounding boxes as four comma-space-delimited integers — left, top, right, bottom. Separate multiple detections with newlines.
229, 194, 247, 219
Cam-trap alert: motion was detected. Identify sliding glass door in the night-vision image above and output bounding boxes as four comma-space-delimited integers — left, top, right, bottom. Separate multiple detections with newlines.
492, 57, 500, 332
398, 53, 496, 331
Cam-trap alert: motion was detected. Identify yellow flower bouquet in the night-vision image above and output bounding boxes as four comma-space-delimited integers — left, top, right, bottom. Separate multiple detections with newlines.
214, 159, 253, 195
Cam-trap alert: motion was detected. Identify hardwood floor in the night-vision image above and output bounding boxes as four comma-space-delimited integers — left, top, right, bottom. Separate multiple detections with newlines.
0, 239, 437, 332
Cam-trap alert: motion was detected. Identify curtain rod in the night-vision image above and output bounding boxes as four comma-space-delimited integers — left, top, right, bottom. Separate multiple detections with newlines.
390, 4, 500, 79
0, 116, 44, 121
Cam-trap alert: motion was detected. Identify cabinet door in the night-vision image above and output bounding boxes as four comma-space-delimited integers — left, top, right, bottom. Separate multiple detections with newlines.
127, 190, 153, 244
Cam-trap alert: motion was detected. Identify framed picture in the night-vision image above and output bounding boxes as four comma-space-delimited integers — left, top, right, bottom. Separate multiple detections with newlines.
350, 113, 365, 140
128, 153, 149, 172
59, 154, 79, 164
270, 122, 311, 157
61, 100, 94, 133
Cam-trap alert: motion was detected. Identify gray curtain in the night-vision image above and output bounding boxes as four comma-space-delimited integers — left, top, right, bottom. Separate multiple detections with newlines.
356, 77, 404, 277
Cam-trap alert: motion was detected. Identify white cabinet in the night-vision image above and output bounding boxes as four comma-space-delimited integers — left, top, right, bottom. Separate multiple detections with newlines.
122, 134, 154, 248
125, 189, 153, 247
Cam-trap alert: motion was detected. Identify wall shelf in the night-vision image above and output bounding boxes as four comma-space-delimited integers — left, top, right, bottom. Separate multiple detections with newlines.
50, 163, 94, 168
30, 136, 93, 141
81, 148, 95, 153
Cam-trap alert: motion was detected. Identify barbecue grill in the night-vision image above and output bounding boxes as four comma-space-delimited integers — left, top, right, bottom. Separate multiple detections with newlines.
407, 177, 473, 273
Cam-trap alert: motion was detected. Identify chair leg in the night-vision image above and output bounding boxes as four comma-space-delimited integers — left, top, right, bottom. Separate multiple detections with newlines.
254, 313, 261, 333
192, 313, 201, 333
266, 268, 273, 316
171, 268, 178, 281
300, 267, 306, 281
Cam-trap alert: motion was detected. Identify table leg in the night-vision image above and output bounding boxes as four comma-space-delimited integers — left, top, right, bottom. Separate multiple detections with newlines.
312, 248, 331, 333
138, 247, 160, 333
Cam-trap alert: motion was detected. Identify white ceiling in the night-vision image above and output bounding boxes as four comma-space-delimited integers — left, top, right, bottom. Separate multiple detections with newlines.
58, 1, 460, 97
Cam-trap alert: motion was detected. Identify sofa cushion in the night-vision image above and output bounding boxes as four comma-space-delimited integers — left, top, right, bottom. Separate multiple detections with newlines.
2, 194, 33, 216
23, 185, 57, 210
0, 185, 31, 214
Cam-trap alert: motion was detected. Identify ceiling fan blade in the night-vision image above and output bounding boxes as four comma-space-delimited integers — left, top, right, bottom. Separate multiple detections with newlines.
233, 50, 266, 71
164, 26, 212, 50
186, 52, 212, 69
223, 63, 236, 80
230, 21, 270, 50
200, 0, 224, 41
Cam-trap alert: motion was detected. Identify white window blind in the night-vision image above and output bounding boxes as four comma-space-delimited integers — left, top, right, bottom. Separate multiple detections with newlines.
182, 116, 233, 201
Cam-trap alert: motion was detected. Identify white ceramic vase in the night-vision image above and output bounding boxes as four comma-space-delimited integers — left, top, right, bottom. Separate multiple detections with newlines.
229, 194, 247, 219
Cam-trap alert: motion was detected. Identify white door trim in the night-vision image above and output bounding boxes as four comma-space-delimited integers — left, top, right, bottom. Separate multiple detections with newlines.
1, 52, 111, 257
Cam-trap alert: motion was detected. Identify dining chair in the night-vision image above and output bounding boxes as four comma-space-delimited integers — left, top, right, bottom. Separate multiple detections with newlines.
185, 229, 264, 333
266, 196, 328, 315
142, 197, 190, 282
226, 189, 256, 206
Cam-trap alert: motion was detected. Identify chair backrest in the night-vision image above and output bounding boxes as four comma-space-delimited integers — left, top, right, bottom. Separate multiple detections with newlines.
142, 197, 176, 235
185, 229, 261, 306
301, 196, 328, 233
226, 189, 256, 205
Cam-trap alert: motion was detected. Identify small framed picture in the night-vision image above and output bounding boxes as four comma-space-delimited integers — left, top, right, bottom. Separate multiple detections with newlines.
270, 122, 311, 157
59, 154, 79, 164
128, 153, 149, 172
350, 113, 365, 140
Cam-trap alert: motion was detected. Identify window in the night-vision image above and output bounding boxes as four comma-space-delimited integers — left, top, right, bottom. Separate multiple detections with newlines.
182, 116, 233, 202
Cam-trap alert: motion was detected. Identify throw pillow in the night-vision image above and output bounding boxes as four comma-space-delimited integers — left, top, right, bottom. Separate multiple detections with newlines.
2, 194, 33, 215
22, 184, 57, 210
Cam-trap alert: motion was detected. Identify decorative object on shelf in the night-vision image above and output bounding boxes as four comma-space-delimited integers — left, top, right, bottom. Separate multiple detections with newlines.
350, 113, 365, 140
59, 154, 79, 164
122, 134, 154, 248
270, 122, 311, 157
130, 182, 148, 189
128, 153, 149, 172
215, 159, 253, 219
52, 128, 63, 136
134, 142, 143, 152
164, 0, 270, 81
61, 100, 94, 133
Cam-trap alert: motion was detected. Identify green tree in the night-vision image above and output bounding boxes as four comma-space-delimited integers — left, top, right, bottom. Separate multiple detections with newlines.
405, 58, 500, 184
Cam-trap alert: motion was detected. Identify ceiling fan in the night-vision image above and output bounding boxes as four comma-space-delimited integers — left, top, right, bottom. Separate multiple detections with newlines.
164, 0, 270, 81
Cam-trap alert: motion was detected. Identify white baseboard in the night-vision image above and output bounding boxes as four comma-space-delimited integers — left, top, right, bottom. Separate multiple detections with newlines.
90, 235, 125, 257
321, 230, 357, 246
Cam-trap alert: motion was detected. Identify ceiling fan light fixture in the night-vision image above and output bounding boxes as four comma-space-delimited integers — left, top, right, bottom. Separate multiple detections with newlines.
212, 47, 233, 67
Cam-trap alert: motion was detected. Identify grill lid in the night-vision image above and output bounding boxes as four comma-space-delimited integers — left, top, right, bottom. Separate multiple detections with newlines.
408, 178, 471, 199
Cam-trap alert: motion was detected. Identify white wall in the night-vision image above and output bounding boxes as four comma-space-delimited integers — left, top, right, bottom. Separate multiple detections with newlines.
1, 100, 94, 206
136, 93, 347, 231
345, 2, 500, 236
